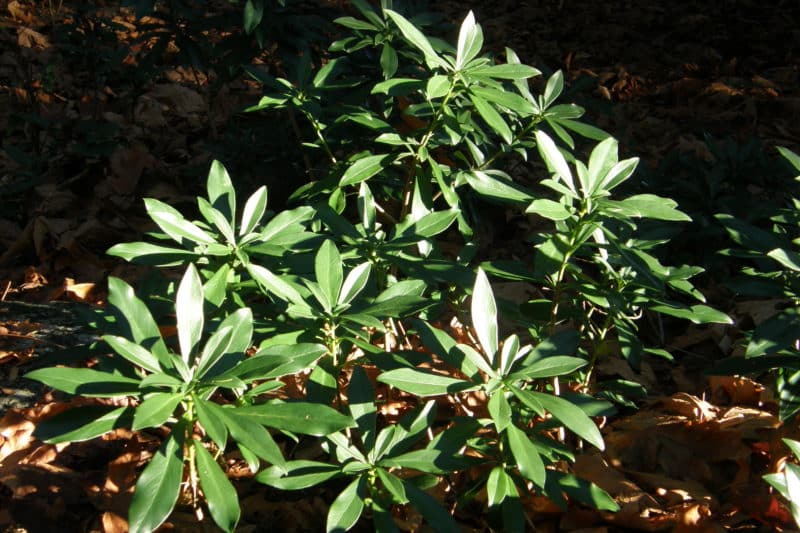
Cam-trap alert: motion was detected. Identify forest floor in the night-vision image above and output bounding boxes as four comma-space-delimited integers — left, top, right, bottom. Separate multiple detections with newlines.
1, 0, 800, 531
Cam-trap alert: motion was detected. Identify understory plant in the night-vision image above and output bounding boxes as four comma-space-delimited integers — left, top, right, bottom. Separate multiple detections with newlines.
27, 5, 732, 532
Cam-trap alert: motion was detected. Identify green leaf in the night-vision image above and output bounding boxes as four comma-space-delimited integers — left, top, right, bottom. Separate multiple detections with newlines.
529, 391, 604, 449
384, 10, 447, 70
316, 240, 344, 308
472, 268, 498, 358
340, 154, 390, 187
648, 302, 732, 325
488, 392, 512, 432
469, 86, 535, 116
195, 398, 229, 451
376, 468, 408, 504
525, 199, 572, 221
222, 343, 327, 382
339, 262, 372, 306
471, 63, 540, 80
746, 309, 800, 357
508, 356, 587, 381
554, 472, 620, 512
403, 481, 459, 533
535, 131, 574, 193
603, 194, 690, 222
26, 367, 140, 397
102, 334, 162, 374
334, 16, 377, 31
455, 11, 483, 70
506, 424, 546, 486
426, 74, 450, 99
349, 366, 377, 452
204, 263, 231, 308
394, 210, 459, 242
240, 186, 268, 236
128, 421, 186, 533
487, 466, 517, 507
380, 43, 399, 78
470, 93, 512, 144
778, 146, 800, 174
106, 242, 200, 266
107, 277, 170, 363
204, 402, 285, 468
236, 402, 354, 436
326, 476, 366, 532
542, 70, 564, 109
144, 198, 217, 245
176, 264, 204, 367
378, 368, 472, 396
256, 460, 341, 490
247, 264, 304, 305
132, 392, 183, 431
768, 248, 800, 272
207, 160, 236, 225
198, 197, 236, 244
243, 0, 263, 33
194, 440, 240, 532
465, 170, 533, 203
34, 406, 134, 444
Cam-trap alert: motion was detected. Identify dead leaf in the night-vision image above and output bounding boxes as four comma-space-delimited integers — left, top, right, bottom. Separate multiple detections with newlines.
17, 27, 50, 50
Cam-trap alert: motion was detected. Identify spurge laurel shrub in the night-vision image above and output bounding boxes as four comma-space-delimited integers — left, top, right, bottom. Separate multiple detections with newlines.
27, 6, 731, 532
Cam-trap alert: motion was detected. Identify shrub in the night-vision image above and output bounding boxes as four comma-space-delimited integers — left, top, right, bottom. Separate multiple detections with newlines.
26, 6, 731, 531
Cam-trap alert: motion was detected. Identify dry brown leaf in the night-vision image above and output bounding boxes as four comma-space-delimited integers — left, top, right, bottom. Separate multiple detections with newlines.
17, 27, 49, 50
100, 511, 129, 533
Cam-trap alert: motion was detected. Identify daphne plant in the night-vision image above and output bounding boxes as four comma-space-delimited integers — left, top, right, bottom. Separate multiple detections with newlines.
26, 264, 354, 533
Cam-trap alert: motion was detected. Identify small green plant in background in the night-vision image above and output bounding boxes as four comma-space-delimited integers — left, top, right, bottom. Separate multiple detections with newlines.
25, 6, 737, 532
765, 438, 800, 528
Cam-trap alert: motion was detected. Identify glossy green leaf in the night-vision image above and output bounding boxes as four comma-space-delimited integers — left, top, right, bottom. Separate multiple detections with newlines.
349, 366, 377, 451
176, 263, 204, 367
472, 268, 498, 358
207, 160, 236, 225
542, 70, 564, 109
243, 0, 263, 33
326, 476, 366, 532
340, 154, 389, 187
470, 93, 512, 144
768, 248, 800, 272
102, 334, 162, 374
195, 325, 235, 380
107, 277, 170, 362
378, 368, 472, 396
198, 197, 236, 244
648, 302, 732, 325
488, 392, 512, 432
535, 130, 574, 192
334, 15, 377, 31
403, 480, 459, 533
529, 391, 604, 450
34, 405, 134, 444
384, 10, 447, 70
247, 264, 304, 305
236, 401, 354, 436
487, 466, 516, 507
465, 170, 533, 203
380, 43, 399, 78
128, 421, 186, 533
106, 242, 200, 266
315, 240, 343, 307
145, 198, 217, 245
455, 11, 483, 70
26, 367, 140, 397
339, 262, 371, 306
195, 398, 229, 451
376, 468, 408, 504
222, 343, 326, 382
508, 356, 587, 381
203, 402, 285, 468
604, 194, 691, 222
256, 460, 341, 490
525, 198, 571, 221
194, 440, 240, 532
239, 185, 268, 236
506, 424, 546, 486
203, 263, 231, 308
469, 86, 535, 115
132, 392, 183, 431
471, 63, 540, 80
426, 74, 450, 99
